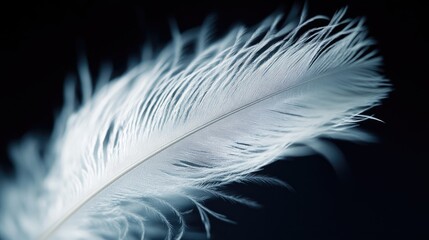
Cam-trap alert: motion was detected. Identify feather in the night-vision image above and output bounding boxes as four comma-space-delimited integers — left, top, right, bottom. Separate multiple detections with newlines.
0, 7, 390, 240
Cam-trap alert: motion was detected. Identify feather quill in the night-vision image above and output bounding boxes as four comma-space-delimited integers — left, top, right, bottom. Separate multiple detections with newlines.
0, 7, 390, 240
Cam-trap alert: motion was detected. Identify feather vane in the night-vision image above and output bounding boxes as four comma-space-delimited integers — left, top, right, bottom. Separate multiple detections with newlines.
0, 8, 390, 240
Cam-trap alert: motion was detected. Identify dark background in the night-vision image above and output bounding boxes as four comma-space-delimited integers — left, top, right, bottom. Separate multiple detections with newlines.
0, 0, 427, 239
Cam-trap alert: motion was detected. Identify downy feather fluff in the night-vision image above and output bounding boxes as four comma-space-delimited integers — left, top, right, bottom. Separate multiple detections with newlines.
0, 7, 390, 240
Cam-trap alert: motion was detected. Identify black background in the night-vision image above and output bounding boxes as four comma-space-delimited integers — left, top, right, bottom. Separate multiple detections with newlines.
0, 0, 427, 239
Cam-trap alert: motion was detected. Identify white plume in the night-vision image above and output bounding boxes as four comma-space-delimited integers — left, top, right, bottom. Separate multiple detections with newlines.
0, 7, 390, 240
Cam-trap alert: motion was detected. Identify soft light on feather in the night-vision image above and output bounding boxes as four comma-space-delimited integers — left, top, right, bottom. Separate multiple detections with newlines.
0, 7, 390, 240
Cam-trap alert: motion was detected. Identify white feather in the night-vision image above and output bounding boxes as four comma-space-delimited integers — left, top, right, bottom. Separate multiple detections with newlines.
0, 7, 390, 240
